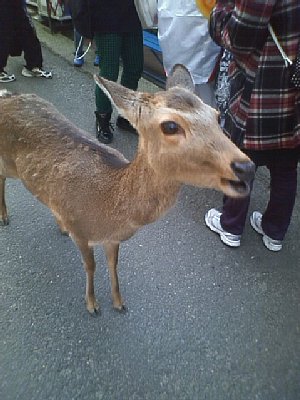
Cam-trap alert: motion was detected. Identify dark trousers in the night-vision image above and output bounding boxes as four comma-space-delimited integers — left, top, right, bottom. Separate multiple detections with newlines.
0, 3, 43, 71
220, 158, 298, 241
94, 31, 144, 114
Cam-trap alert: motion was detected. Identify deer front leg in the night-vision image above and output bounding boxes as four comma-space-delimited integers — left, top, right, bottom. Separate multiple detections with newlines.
75, 238, 99, 315
0, 176, 9, 226
103, 242, 125, 312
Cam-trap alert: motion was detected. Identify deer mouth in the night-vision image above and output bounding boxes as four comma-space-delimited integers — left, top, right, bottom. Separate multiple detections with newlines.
222, 178, 250, 196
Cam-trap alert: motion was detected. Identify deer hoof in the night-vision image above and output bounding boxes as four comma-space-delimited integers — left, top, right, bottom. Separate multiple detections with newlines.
0, 216, 9, 226
89, 308, 100, 317
114, 304, 127, 314
86, 299, 100, 316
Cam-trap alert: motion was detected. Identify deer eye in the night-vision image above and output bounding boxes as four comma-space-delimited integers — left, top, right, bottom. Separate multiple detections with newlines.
160, 121, 180, 135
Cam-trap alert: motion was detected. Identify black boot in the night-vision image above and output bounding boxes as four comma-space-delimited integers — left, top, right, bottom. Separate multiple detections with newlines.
95, 111, 114, 144
116, 116, 137, 135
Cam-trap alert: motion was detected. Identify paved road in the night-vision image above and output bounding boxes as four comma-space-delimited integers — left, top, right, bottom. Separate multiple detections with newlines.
0, 23, 300, 400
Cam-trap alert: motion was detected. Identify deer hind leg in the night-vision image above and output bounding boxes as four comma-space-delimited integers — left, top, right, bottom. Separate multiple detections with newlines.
103, 242, 125, 312
75, 238, 99, 314
0, 176, 9, 226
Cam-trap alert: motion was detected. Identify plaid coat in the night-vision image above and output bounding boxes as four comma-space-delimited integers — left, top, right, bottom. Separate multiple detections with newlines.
210, 0, 300, 150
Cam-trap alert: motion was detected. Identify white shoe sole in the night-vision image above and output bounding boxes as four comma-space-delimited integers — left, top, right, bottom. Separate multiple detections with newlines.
250, 212, 282, 252
0, 75, 15, 83
250, 212, 264, 235
262, 236, 282, 252
22, 69, 52, 78
205, 211, 241, 248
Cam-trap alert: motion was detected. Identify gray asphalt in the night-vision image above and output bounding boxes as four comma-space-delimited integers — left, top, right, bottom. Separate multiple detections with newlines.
0, 19, 300, 400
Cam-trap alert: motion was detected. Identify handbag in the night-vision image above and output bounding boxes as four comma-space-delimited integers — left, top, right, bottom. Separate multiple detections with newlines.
268, 24, 300, 89
134, 0, 157, 29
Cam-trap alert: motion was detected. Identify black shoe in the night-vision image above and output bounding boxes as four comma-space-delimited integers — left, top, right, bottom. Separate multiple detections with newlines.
95, 111, 114, 144
116, 116, 137, 134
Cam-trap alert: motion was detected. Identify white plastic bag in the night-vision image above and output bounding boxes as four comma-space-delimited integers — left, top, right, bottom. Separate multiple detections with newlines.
134, 0, 157, 29
157, 0, 220, 84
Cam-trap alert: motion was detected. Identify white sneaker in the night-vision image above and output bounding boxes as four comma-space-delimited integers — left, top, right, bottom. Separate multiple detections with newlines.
205, 208, 241, 247
250, 211, 282, 252
22, 67, 52, 79
0, 71, 16, 83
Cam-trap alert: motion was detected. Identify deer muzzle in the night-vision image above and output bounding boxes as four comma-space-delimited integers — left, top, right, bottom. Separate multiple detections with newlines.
225, 160, 256, 196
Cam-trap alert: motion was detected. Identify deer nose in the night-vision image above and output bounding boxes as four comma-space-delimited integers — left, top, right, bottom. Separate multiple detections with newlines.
231, 161, 255, 182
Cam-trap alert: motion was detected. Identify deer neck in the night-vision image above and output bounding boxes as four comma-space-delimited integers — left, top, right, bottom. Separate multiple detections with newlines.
120, 151, 181, 225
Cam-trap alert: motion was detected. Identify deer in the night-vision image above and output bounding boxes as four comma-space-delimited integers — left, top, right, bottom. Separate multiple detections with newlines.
0, 65, 255, 315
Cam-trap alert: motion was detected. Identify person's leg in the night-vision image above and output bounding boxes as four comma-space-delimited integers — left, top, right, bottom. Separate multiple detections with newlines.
74, 29, 84, 57
95, 33, 122, 114
261, 159, 298, 241
116, 30, 143, 132
94, 33, 122, 143
120, 30, 144, 91
221, 191, 252, 236
205, 178, 254, 247
73, 29, 84, 66
0, 36, 14, 81
94, 51, 100, 67
0, 4, 15, 81
20, 9, 43, 70
0, 27, 10, 72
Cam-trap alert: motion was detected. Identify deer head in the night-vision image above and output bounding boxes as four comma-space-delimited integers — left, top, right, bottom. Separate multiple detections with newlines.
94, 64, 254, 197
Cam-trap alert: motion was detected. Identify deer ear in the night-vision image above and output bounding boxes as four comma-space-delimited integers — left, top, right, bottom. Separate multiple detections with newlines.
166, 64, 195, 93
94, 74, 143, 125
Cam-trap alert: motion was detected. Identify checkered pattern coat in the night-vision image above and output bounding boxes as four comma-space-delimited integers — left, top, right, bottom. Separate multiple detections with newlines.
210, 0, 300, 150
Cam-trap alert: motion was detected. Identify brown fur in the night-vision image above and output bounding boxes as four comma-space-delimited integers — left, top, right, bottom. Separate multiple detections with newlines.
0, 65, 254, 314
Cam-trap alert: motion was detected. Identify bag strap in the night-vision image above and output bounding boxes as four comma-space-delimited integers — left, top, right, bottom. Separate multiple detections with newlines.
268, 24, 293, 67
75, 36, 92, 60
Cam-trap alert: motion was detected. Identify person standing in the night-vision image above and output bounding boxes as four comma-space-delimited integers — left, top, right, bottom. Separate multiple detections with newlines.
205, 0, 300, 251
0, 0, 52, 82
92, 0, 144, 144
